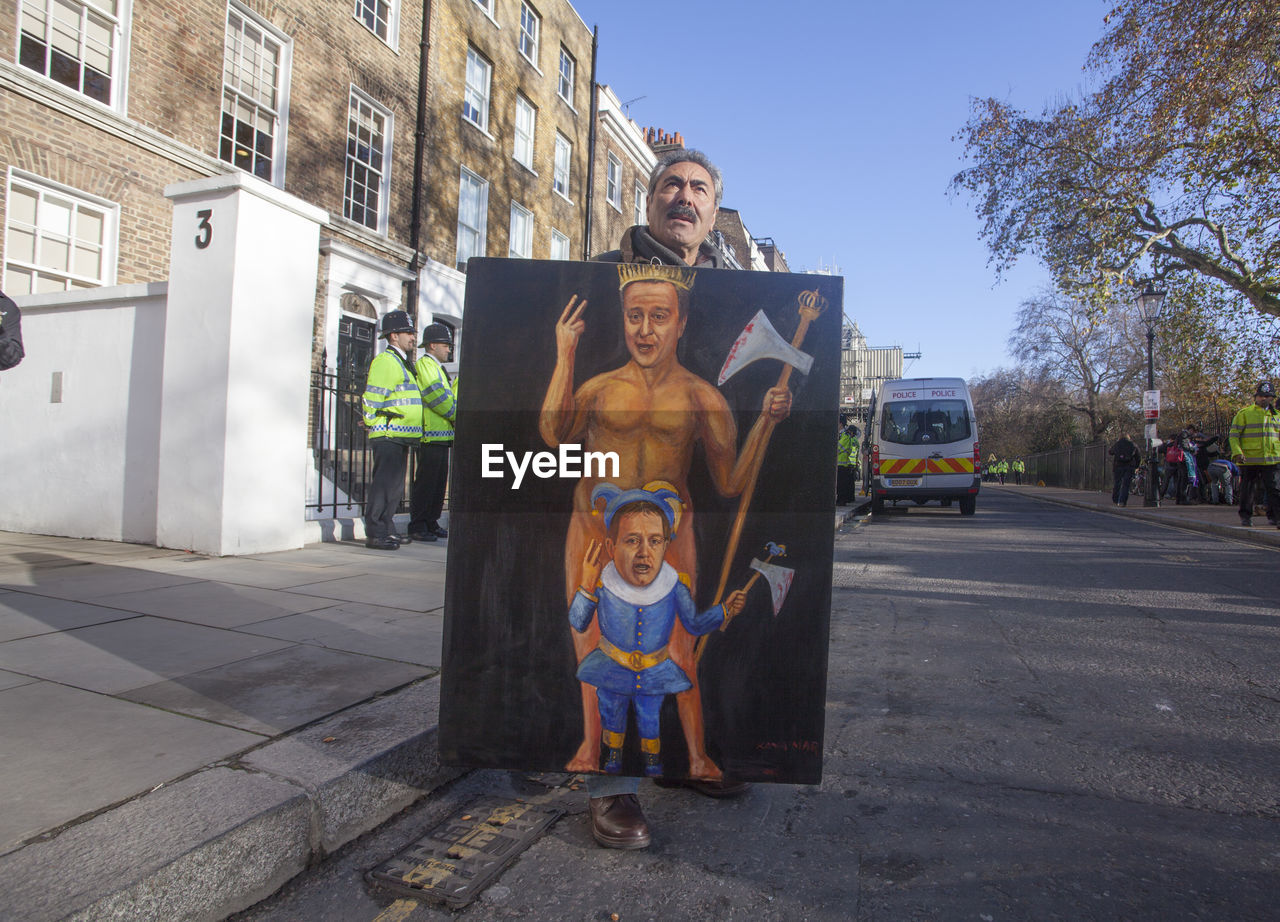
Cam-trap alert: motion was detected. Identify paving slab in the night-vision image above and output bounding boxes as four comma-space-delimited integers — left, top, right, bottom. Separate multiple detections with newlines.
0, 668, 36, 691
0, 561, 201, 599
124, 554, 369, 589
0, 616, 294, 694
0, 590, 138, 641
0, 681, 262, 854
99, 580, 335, 628
242, 601, 444, 665
122, 644, 429, 734
284, 571, 445, 612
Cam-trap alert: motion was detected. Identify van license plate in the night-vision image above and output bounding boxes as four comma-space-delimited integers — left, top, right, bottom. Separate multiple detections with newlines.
888, 478, 920, 487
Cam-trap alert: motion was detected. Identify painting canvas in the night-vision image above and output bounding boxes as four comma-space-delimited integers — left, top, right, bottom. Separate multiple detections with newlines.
439, 258, 841, 784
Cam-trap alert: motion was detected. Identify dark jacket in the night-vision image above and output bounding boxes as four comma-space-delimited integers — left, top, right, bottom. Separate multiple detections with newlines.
1109, 437, 1138, 469
0, 291, 23, 371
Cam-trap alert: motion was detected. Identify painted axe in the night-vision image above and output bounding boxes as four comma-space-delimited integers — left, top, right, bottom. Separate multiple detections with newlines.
718, 311, 814, 386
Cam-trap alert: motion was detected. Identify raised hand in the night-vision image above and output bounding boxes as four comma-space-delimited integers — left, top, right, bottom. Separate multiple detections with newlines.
556, 294, 588, 358
579, 537, 604, 594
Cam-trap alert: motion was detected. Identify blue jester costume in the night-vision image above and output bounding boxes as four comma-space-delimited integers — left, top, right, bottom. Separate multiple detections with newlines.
569, 482, 731, 775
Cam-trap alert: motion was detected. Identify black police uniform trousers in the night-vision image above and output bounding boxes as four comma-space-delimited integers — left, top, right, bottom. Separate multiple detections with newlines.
1238, 463, 1280, 521
365, 438, 413, 539
409, 441, 451, 533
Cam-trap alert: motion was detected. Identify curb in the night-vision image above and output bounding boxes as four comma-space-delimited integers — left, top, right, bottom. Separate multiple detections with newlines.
1009, 488, 1280, 551
0, 678, 462, 922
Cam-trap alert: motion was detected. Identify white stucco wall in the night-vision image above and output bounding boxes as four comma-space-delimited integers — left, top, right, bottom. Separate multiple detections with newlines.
0, 284, 167, 543
157, 173, 326, 556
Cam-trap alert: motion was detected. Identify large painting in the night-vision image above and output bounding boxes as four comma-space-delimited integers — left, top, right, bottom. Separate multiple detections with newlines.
439, 258, 841, 784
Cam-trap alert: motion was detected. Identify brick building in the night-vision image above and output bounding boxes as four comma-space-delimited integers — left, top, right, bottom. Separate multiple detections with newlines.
0, 0, 595, 374
586, 84, 653, 257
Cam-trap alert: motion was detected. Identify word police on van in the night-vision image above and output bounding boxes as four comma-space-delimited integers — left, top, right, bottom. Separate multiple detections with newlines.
869, 377, 981, 516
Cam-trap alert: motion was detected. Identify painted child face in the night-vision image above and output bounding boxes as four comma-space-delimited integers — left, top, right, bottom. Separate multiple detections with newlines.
606, 509, 670, 588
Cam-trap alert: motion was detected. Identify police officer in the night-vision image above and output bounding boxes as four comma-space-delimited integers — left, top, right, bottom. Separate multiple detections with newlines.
836, 416, 858, 505
408, 323, 457, 542
361, 310, 423, 550
1228, 381, 1280, 528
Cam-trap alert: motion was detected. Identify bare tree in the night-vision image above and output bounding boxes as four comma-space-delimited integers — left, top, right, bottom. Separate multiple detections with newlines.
1008, 290, 1145, 441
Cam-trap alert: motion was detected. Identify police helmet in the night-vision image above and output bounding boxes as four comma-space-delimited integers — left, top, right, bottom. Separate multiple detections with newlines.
1255, 380, 1275, 398
420, 322, 454, 347
379, 310, 415, 338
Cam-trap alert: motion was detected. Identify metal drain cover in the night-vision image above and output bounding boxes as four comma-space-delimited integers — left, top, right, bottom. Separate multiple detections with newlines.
368, 796, 563, 908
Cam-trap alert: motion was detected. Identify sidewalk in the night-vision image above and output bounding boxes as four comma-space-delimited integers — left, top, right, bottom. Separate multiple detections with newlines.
0, 518, 460, 922
988, 481, 1280, 549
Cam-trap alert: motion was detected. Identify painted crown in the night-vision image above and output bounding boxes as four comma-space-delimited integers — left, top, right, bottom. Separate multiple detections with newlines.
617, 263, 696, 293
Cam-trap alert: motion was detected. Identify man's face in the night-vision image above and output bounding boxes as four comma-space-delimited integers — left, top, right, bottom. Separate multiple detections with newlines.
646, 161, 718, 259
425, 340, 451, 362
606, 510, 669, 588
622, 282, 686, 368
387, 331, 415, 352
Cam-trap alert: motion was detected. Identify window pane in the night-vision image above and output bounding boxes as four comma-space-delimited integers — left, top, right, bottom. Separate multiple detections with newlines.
10, 187, 38, 226
10, 229, 37, 264
5, 267, 34, 296
76, 207, 104, 245
39, 197, 73, 237
74, 243, 102, 277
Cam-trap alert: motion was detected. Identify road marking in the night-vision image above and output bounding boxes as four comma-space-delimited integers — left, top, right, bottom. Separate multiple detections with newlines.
373, 899, 420, 922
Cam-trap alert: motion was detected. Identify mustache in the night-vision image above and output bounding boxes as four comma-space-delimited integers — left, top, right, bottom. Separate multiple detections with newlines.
666, 205, 697, 222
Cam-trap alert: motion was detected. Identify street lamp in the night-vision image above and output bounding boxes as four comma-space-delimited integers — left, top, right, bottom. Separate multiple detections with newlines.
1135, 283, 1167, 506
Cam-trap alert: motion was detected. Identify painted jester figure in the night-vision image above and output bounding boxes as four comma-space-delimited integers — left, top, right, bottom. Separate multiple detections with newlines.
569, 482, 746, 777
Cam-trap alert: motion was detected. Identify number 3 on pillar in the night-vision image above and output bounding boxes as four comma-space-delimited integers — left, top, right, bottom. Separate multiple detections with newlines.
195, 209, 212, 249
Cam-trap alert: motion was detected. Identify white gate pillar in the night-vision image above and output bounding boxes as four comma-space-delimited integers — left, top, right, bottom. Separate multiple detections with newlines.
157, 173, 327, 555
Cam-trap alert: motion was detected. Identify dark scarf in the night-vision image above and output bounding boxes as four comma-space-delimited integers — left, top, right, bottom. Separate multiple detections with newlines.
599, 225, 728, 268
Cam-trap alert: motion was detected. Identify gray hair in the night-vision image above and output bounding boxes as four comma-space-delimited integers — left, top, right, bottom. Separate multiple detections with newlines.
648, 149, 723, 208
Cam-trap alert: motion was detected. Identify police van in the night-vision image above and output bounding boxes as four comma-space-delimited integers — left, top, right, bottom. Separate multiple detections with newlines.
869, 377, 981, 515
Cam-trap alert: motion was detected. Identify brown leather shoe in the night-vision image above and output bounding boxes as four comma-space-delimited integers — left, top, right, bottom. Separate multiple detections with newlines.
653, 777, 751, 798
588, 794, 651, 849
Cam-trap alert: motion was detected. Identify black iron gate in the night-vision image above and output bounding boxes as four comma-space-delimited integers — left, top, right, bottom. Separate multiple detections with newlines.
310, 351, 415, 518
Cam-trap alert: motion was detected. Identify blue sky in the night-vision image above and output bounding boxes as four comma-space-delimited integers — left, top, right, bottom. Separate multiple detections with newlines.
569, 0, 1113, 379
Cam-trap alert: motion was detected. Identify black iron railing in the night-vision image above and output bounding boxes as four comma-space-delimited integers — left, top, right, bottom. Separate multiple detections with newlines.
1023, 441, 1108, 492
309, 358, 415, 517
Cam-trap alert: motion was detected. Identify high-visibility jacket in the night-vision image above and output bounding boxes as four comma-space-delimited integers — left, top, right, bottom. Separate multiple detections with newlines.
1012, 460, 1025, 473
362, 347, 423, 440
837, 430, 856, 467
1228, 403, 1280, 465
415, 353, 457, 443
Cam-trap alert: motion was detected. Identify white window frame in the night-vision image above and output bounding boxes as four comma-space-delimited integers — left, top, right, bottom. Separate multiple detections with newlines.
4, 169, 118, 295
549, 228, 570, 261
513, 94, 536, 171
508, 202, 533, 259
343, 88, 393, 234
220, 3, 291, 187
553, 132, 571, 201
353, 0, 398, 47
456, 167, 489, 272
518, 2, 540, 67
463, 45, 492, 132
470, 0, 493, 14
606, 153, 622, 211
557, 46, 575, 107
634, 181, 647, 226
17, 0, 127, 110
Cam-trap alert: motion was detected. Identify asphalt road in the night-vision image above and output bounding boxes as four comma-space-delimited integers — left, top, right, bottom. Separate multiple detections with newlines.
233, 489, 1280, 922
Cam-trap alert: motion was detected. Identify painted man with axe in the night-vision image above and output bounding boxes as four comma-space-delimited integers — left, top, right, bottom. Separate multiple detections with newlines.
540, 149, 793, 849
